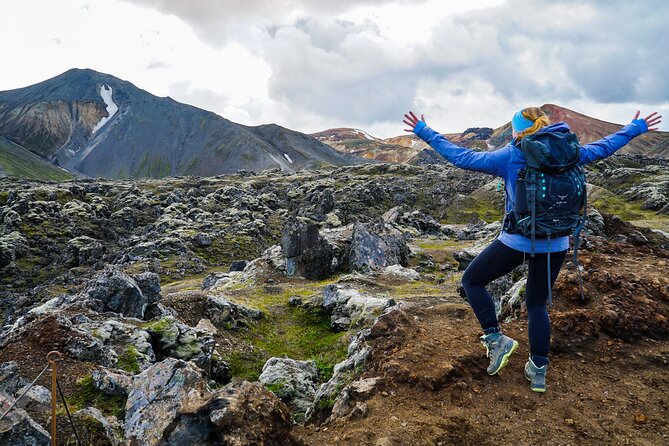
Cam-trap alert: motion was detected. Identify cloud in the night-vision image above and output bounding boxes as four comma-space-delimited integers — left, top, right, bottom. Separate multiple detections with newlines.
120, 0, 424, 45
5, 0, 665, 136
146, 60, 169, 69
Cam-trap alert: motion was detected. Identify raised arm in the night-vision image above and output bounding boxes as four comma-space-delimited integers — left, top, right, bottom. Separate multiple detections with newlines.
579, 111, 663, 164
403, 111, 509, 176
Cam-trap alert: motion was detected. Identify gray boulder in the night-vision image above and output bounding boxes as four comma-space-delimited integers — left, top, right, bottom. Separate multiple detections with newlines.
132, 272, 162, 304
454, 244, 485, 270
349, 222, 409, 273
281, 218, 338, 279
124, 359, 295, 446
0, 362, 51, 413
205, 295, 262, 329
259, 357, 319, 418
86, 267, 150, 319
71, 407, 123, 446
0, 391, 51, 445
92, 368, 133, 397
124, 359, 208, 445
323, 285, 393, 331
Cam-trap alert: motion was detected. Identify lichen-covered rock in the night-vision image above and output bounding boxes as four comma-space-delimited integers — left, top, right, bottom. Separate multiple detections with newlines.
65, 236, 105, 266
379, 265, 420, 281
0, 231, 28, 269
205, 295, 262, 329
259, 357, 319, 417
144, 316, 215, 367
201, 268, 257, 292
329, 377, 380, 420
0, 391, 51, 445
497, 279, 527, 321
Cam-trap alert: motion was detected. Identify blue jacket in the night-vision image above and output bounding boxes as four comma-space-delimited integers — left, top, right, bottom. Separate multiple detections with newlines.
414, 119, 649, 253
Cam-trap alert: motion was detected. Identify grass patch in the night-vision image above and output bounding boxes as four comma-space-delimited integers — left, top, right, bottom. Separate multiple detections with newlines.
0, 138, 74, 181
66, 375, 126, 419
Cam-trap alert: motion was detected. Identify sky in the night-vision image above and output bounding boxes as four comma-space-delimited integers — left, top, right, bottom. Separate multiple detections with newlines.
1, 0, 667, 137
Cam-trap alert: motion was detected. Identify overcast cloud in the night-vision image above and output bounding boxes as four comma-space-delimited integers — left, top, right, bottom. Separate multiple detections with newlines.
0, 0, 667, 137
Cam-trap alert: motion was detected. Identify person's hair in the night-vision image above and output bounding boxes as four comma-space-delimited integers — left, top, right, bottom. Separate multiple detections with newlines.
516, 107, 550, 140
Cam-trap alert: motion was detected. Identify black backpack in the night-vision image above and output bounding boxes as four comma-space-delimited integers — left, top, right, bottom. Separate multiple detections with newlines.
505, 129, 588, 303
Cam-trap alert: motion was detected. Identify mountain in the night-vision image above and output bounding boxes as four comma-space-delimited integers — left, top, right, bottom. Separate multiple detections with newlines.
0, 69, 359, 179
311, 128, 429, 163
312, 127, 496, 164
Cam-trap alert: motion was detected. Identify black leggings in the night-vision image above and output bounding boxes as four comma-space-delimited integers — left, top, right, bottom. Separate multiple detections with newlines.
461, 239, 567, 359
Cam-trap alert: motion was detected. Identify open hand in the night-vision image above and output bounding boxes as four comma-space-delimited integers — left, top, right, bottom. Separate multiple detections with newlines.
633, 111, 662, 131
403, 111, 425, 132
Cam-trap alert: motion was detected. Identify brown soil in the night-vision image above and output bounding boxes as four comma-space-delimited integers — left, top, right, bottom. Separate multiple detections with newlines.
294, 238, 669, 446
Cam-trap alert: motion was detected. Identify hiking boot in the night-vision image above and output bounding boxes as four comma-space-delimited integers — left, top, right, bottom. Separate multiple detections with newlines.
480, 332, 519, 375
524, 357, 548, 393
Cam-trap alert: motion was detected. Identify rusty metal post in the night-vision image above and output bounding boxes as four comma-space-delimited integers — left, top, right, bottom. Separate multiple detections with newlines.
47, 351, 62, 446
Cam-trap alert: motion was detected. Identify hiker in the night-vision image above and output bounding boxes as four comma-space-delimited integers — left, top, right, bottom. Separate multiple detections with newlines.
403, 108, 662, 392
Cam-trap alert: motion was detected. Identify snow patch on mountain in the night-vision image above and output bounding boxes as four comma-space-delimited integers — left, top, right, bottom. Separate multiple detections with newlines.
92, 85, 118, 134
283, 153, 293, 164
355, 129, 375, 140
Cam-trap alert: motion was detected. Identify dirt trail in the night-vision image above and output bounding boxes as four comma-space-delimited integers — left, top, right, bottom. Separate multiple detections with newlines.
296, 300, 668, 445
295, 237, 669, 446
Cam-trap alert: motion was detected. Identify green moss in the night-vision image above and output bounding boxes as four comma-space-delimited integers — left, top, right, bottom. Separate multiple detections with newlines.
592, 193, 655, 222
224, 283, 348, 382
143, 317, 173, 334
314, 394, 337, 411
192, 233, 265, 267
442, 193, 504, 224
0, 191, 9, 206
117, 346, 141, 374
264, 382, 287, 394
67, 375, 126, 419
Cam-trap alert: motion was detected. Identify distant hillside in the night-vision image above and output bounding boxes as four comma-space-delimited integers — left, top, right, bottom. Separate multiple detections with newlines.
0, 137, 73, 181
0, 69, 360, 179
311, 128, 429, 163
